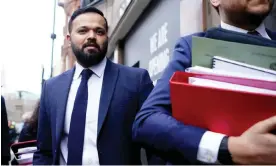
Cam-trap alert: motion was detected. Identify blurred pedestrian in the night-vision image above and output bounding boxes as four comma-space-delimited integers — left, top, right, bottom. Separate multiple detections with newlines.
18, 100, 39, 142
11, 100, 40, 165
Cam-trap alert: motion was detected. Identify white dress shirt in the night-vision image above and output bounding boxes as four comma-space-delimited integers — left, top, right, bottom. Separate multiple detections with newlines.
196, 21, 271, 163
221, 21, 271, 40
59, 57, 107, 165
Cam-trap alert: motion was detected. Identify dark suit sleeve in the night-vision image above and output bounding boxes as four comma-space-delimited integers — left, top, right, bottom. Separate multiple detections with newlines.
1, 96, 11, 165
138, 70, 154, 109
33, 82, 53, 165
137, 71, 167, 165
132, 37, 207, 164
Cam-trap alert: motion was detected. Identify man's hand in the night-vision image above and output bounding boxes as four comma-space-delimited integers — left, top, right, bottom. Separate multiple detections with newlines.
228, 116, 276, 165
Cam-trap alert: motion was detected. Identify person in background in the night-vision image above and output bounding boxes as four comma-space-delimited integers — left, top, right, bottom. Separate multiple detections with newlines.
132, 0, 276, 165
1, 96, 11, 165
18, 101, 40, 142
11, 100, 40, 165
8, 121, 19, 145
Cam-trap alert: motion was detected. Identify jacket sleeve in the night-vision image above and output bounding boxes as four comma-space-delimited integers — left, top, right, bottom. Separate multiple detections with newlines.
137, 70, 166, 165
132, 37, 207, 164
1, 96, 11, 165
33, 82, 53, 165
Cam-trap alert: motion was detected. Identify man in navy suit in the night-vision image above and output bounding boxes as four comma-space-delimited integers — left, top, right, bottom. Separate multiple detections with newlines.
132, 0, 276, 165
33, 6, 157, 165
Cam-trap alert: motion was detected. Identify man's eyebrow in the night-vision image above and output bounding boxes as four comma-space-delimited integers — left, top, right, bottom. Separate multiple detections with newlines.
76, 26, 105, 30
94, 26, 105, 30
77, 26, 88, 29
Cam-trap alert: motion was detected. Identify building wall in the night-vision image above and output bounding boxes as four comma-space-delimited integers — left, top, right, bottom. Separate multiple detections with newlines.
122, 0, 226, 85
92, 0, 131, 36
56, 0, 80, 75
180, 0, 204, 36
124, 0, 181, 85
3, 92, 39, 123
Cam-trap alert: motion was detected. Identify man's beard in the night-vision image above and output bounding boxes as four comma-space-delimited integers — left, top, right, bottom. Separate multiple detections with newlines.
226, 10, 271, 30
71, 40, 108, 68
246, 12, 270, 27
246, 0, 274, 27
225, 0, 274, 30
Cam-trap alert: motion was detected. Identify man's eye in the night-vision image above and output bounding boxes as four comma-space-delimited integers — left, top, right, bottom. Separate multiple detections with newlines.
96, 30, 105, 35
78, 29, 87, 33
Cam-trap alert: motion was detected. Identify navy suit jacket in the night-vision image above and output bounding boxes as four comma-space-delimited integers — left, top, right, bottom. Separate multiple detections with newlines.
132, 28, 276, 164
33, 59, 156, 165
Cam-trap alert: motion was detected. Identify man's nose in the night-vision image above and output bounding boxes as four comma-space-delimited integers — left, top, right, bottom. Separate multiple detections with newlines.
87, 30, 96, 39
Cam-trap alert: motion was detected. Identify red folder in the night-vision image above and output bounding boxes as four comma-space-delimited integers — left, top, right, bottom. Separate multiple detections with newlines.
170, 71, 276, 136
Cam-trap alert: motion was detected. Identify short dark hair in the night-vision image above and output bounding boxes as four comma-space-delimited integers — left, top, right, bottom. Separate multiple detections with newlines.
25, 100, 40, 133
68, 6, 108, 33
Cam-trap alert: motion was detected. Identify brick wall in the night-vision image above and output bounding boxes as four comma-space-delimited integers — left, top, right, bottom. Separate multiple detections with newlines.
58, 0, 80, 74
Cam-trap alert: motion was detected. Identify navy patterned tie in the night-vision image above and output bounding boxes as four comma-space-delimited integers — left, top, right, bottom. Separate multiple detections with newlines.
67, 69, 93, 165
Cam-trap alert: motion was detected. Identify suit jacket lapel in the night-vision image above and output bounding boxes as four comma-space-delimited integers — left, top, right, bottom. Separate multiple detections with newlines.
266, 28, 276, 40
55, 67, 75, 146
97, 60, 119, 136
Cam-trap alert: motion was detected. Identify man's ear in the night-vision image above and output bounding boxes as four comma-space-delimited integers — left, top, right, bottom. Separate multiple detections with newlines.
66, 34, 71, 43
66, 34, 71, 42
210, 0, 220, 8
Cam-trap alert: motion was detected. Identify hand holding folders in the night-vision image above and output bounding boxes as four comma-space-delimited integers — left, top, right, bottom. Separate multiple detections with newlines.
228, 116, 276, 165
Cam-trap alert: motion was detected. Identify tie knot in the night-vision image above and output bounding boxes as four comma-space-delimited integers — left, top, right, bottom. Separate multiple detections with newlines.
247, 30, 261, 36
81, 69, 93, 80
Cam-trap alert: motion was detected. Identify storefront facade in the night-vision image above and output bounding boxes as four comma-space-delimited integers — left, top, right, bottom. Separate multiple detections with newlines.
124, 0, 180, 84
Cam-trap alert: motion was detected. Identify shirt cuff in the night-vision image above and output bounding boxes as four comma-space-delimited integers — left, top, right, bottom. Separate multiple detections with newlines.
196, 131, 225, 163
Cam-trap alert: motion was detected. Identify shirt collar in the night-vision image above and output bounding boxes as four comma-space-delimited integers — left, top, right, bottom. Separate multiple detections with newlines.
220, 21, 271, 40
73, 57, 107, 80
